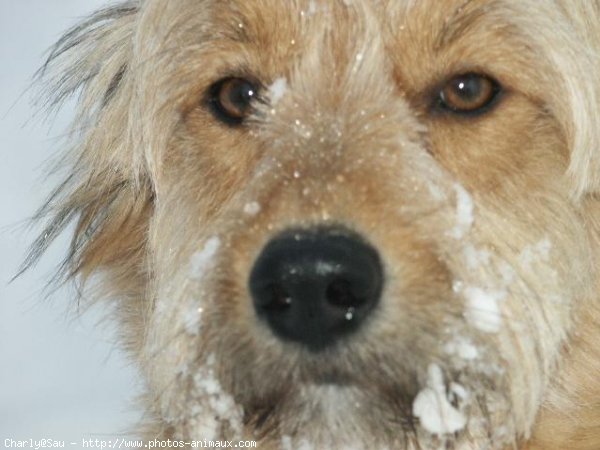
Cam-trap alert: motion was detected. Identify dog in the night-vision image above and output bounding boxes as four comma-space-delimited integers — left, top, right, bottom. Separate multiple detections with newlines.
27, 0, 600, 448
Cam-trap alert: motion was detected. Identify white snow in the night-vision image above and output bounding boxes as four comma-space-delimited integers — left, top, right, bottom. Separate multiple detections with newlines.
449, 382, 470, 402
281, 436, 293, 450
183, 306, 204, 335
186, 237, 221, 334
243, 201, 261, 216
190, 236, 221, 279
444, 336, 479, 360
191, 354, 243, 440
412, 364, 467, 435
498, 261, 516, 285
464, 286, 505, 333
449, 183, 474, 239
269, 77, 288, 105
426, 179, 445, 201
315, 260, 338, 275
452, 279, 465, 293
519, 237, 552, 269
463, 244, 490, 270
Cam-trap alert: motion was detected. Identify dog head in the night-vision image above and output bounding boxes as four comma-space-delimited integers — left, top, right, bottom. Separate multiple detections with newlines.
32, 0, 600, 448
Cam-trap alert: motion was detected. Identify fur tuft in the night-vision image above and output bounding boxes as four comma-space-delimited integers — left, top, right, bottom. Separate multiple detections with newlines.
24, 2, 152, 288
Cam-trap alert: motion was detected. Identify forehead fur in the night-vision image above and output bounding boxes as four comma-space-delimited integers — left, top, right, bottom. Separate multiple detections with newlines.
126, 0, 600, 192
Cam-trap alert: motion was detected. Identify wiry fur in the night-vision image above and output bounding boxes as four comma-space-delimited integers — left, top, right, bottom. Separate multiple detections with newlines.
29, 1, 600, 449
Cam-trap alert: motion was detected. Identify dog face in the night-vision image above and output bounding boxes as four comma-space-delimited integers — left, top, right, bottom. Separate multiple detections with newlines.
34, 0, 600, 448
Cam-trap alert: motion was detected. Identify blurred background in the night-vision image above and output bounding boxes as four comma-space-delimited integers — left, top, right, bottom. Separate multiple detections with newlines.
0, 0, 142, 441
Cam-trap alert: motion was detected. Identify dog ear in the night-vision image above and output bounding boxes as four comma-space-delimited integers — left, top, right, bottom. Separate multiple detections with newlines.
22, 2, 153, 286
545, 4, 600, 199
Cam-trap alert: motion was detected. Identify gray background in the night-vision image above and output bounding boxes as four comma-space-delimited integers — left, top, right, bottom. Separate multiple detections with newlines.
0, 1, 142, 442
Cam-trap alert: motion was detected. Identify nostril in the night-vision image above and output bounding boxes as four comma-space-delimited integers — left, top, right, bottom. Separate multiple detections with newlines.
249, 227, 384, 351
326, 278, 362, 308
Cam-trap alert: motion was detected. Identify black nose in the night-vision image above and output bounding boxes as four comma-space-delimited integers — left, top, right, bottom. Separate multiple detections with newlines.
249, 228, 383, 351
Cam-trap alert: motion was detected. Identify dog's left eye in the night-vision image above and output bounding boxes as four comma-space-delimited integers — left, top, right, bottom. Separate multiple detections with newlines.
437, 73, 501, 115
208, 77, 259, 125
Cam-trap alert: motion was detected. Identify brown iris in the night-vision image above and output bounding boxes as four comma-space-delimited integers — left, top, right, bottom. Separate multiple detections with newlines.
208, 77, 258, 125
438, 73, 501, 115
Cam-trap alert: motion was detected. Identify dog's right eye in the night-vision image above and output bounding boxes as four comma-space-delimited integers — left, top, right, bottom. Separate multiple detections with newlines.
208, 77, 259, 126
436, 73, 501, 116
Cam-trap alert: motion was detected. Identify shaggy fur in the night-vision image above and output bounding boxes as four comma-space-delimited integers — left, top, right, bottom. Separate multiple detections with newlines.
29, 0, 600, 448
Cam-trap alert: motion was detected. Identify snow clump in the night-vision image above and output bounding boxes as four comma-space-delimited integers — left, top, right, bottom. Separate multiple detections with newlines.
190, 354, 243, 440
463, 286, 506, 333
449, 183, 474, 239
190, 236, 221, 279
243, 201, 261, 216
269, 77, 288, 106
412, 364, 468, 435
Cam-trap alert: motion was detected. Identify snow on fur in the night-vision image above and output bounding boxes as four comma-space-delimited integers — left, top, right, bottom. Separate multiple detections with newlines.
412, 364, 468, 435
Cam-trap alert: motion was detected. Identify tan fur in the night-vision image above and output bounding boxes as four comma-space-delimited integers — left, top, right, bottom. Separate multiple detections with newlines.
31, 0, 600, 448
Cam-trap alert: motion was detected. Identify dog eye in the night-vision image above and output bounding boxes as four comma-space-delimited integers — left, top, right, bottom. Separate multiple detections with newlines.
208, 77, 259, 125
437, 73, 501, 115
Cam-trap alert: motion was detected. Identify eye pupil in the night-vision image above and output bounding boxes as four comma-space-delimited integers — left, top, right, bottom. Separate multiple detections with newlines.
227, 82, 254, 107
454, 78, 478, 101
208, 77, 259, 125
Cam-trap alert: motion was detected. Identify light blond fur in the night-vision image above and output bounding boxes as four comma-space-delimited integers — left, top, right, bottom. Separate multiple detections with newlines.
30, 1, 600, 449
